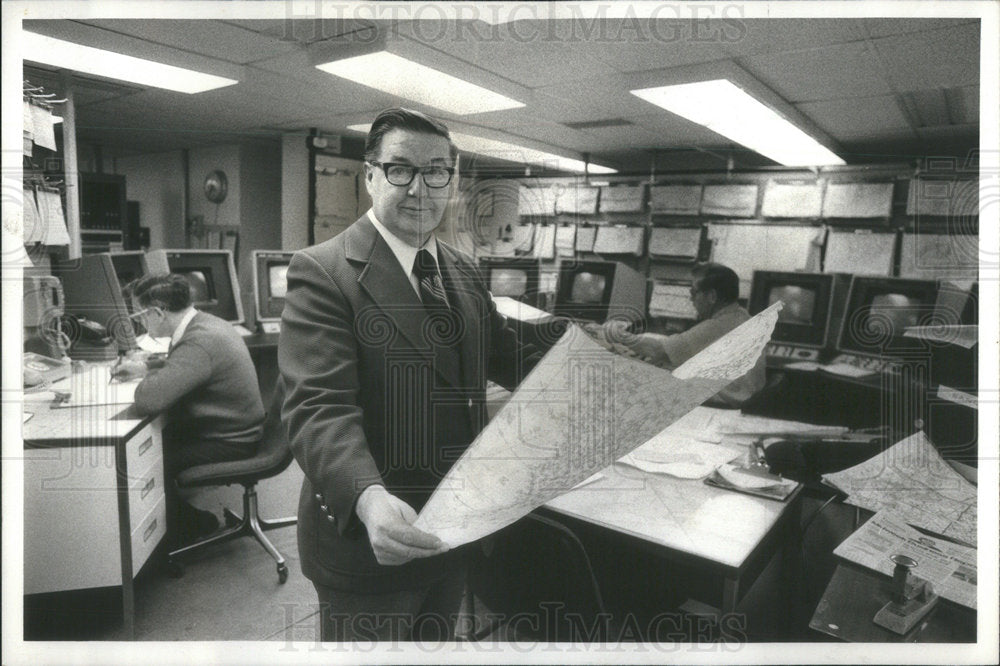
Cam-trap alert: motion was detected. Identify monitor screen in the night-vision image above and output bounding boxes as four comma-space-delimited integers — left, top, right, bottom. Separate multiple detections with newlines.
479, 257, 541, 305
152, 250, 244, 324
570, 273, 607, 303
749, 271, 841, 349
108, 251, 148, 293
179, 268, 216, 305
490, 268, 529, 298
53, 253, 138, 353
837, 277, 939, 357
268, 264, 289, 299
253, 250, 295, 323
769, 285, 816, 325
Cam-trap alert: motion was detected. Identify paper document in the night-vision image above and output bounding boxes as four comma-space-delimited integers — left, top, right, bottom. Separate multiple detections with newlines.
834, 510, 977, 609
903, 325, 978, 349
618, 435, 739, 479
824, 431, 977, 547
51, 365, 138, 408
414, 303, 781, 546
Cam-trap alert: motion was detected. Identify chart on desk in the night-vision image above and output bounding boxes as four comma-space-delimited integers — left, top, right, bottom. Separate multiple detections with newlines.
415, 303, 781, 547
824, 431, 977, 547
52, 365, 138, 408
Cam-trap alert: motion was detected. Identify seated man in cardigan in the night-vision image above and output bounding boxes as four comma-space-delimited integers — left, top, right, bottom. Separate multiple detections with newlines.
114, 273, 265, 544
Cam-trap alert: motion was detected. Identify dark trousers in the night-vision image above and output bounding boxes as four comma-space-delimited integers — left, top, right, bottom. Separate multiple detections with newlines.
313, 560, 468, 643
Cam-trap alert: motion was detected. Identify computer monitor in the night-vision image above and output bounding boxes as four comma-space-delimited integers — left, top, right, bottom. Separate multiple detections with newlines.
479, 256, 541, 305
147, 249, 245, 325
253, 250, 294, 327
52, 253, 138, 354
107, 251, 150, 292
749, 272, 851, 358
554, 260, 646, 323
836, 276, 940, 359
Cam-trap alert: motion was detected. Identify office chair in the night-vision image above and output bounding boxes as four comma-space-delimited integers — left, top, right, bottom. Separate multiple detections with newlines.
167, 386, 296, 583
465, 512, 610, 642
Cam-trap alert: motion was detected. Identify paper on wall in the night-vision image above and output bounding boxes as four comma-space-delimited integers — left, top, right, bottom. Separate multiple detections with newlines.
414, 302, 782, 546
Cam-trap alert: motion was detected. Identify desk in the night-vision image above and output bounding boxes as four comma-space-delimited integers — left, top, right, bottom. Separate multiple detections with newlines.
542, 407, 805, 618
809, 564, 976, 642
22, 373, 166, 640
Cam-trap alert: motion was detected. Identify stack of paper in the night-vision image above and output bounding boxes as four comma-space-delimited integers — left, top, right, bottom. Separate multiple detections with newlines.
556, 185, 599, 215
649, 185, 702, 215
574, 226, 597, 252
823, 230, 896, 276
824, 431, 977, 547
599, 184, 645, 213
701, 184, 758, 217
554, 225, 576, 257
519, 185, 557, 217
592, 225, 644, 255
648, 227, 701, 259
834, 510, 977, 608
531, 225, 556, 259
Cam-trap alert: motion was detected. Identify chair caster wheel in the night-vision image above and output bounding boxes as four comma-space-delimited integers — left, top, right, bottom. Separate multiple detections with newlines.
167, 560, 185, 578
277, 563, 288, 584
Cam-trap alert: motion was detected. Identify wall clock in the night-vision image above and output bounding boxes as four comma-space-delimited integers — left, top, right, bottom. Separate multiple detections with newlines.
204, 170, 228, 203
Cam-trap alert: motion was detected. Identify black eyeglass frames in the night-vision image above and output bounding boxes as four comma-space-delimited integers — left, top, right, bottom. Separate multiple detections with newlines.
368, 161, 455, 188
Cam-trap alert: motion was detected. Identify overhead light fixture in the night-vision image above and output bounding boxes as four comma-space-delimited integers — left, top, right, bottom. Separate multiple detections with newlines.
316, 51, 524, 116
347, 124, 616, 175
22, 31, 238, 94
631, 79, 845, 167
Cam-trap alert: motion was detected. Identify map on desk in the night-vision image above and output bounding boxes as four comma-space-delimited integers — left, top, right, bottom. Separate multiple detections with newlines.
414, 302, 782, 547
824, 431, 977, 547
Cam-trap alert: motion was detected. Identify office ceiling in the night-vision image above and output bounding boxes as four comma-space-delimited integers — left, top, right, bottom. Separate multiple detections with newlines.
21, 16, 981, 175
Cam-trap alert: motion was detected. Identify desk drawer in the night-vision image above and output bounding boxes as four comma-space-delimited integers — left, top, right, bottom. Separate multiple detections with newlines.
125, 422, 162, 479
128, 456, 165, 534
131, 495, 167, 574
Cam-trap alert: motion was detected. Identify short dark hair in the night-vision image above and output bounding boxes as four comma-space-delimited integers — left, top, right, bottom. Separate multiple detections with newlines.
691, 262, 739, 304
364, 107, 459, 163
126, 273, 192, 312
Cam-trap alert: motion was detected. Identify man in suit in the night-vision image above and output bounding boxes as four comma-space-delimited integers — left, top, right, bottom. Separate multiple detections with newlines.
590, 262, 766, 407
279, 108, 539, 642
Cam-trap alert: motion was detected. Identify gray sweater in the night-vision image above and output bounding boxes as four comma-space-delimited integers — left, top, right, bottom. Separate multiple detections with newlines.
134, 311, 264, 443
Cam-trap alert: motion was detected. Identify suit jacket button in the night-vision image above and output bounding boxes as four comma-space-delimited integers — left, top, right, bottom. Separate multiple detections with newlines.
320, 504, 329, 512
326, 514, 336, 523
315, 493, 323, 502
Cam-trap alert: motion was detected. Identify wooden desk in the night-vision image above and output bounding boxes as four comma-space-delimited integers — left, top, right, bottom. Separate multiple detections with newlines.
543, 408, 805, 617
22, 374, 166, 640
810, 564, 976, 642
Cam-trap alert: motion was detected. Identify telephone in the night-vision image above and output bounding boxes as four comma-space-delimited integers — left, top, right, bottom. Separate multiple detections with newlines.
23, 352, 71, 387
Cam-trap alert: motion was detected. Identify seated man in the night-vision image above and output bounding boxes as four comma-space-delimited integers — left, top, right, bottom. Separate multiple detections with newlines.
113, 273, 265, 544
593, 262, 766, 407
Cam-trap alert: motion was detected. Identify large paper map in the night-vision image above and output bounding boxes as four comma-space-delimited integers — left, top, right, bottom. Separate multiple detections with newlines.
414, 303, 782, 546
824, 431, 977, 547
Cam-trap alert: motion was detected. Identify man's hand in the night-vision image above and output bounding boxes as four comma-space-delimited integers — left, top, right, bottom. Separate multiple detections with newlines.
111, 359, 148, 382
584, 321, 668, 365
355, 485, 449, 566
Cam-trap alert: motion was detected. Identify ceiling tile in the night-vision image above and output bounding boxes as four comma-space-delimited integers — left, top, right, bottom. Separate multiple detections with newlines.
871, 23, 980, 90
861, 18, 978, 39
722, 19, 868, 57
742, 41, 889, 102
80, 19, 299, 65
795, 96, 913, 141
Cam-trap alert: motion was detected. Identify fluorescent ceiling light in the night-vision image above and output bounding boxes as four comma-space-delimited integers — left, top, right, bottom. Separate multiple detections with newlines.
22, 31, 238, 94
347, 124, 616, 174
631, 79, 845, 167
317, 51, 524, 115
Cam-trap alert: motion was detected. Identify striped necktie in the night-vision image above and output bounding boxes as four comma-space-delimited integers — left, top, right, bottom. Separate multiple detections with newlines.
414, 248, 450, 310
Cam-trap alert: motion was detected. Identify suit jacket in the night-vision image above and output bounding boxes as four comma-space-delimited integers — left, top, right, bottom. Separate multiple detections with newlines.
278, 215, 536, 592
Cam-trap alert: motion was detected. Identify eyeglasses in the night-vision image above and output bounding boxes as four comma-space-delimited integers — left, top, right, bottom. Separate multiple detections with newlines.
128, 307, 161, 323
368, 161, 455, 189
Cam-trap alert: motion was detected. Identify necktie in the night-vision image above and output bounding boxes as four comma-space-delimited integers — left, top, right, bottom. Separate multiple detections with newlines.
414, 249, 450, 310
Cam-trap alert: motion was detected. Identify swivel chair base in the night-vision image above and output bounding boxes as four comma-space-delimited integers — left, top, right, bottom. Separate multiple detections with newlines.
168, 484, 297, 583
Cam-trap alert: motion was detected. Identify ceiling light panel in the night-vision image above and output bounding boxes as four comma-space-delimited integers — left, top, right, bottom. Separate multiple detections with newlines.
316, 51, 524, 115
22, 31, 238, 94
346, 124, 615, 174
632, 79, 845, 166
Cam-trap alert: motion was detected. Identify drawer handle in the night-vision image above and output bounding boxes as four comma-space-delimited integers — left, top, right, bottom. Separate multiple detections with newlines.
140, 476, 155, 499
143, 518, 158, 542
137, 437, 153, 456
